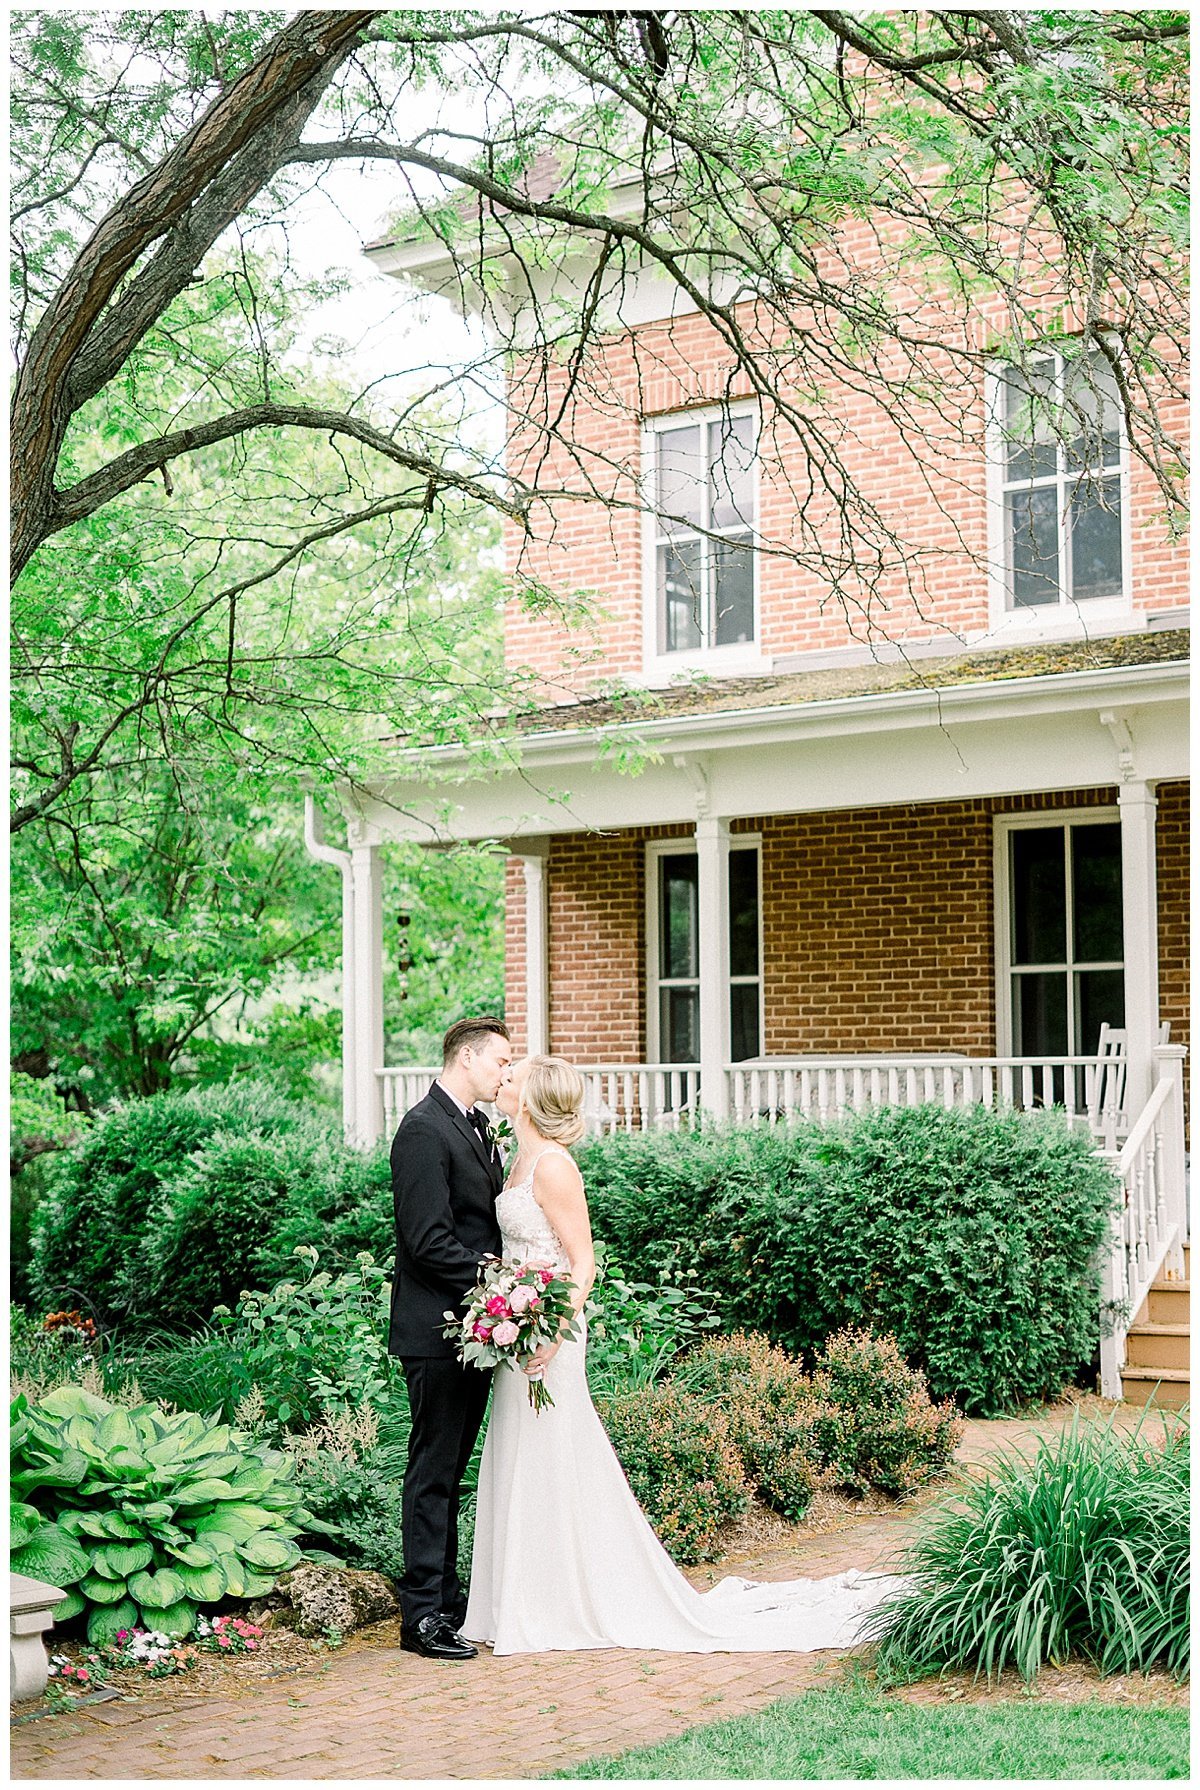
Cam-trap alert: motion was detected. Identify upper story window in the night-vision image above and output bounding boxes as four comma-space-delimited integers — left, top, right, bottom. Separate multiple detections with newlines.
993, 345, 1127, 612
646, 404, 758, 659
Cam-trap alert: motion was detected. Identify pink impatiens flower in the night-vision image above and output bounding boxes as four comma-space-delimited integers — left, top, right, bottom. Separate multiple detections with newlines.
491, 1320, 519, 1346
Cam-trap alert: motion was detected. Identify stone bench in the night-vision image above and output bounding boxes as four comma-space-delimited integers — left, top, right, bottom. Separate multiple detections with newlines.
11, 1573, 67, 1703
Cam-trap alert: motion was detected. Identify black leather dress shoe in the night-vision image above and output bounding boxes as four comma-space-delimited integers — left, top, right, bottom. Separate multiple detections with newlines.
401, 1614, 478, 1661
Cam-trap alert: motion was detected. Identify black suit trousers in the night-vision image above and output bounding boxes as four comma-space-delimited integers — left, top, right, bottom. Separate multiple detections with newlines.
398, 1354, 492, 1628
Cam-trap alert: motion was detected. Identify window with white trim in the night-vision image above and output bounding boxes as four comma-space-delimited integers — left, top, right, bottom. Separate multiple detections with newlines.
994, 345, 1126, 610
652, 844, 761, 1062
1000, 816, 1125, 1060
647, 406, 758, 656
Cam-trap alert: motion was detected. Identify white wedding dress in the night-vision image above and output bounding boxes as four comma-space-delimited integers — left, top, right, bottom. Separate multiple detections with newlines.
463, 1147, 904, 1655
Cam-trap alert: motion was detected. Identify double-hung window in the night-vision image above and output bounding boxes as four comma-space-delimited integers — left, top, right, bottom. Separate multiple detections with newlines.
993, 345, 1127, 612
650, 843, 762, 1063
647, 405, 758, 659
997, 814, 1125, 1102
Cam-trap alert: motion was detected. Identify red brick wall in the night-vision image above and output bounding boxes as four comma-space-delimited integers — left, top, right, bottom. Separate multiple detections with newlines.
504, 785, 1190, 1062
502, 291, 1188, 694
1156, 779, 1190, 1065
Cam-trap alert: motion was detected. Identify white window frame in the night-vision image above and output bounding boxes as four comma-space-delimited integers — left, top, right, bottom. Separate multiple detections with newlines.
640, 400, 768, 682
645, 835, 764, 1064
993, 808, 1124, 1058
984, 345, 1133, 641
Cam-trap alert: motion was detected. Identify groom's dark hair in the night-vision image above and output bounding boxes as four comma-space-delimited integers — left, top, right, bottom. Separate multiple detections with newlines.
442, 1015, 511, 1066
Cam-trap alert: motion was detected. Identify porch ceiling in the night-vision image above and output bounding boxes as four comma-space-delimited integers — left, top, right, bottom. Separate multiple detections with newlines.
348, 654, 1189, 845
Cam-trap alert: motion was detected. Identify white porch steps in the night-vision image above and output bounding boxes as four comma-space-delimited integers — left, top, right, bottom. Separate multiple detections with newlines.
1121, 1244, 1190, 1410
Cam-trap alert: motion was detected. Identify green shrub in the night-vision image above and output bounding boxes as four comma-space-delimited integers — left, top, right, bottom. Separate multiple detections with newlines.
596, 1382, 748, 1563
809, 1329, 963, 1496
866, 1411, 1190, 1682
210, 1248, 403, 1437
27, 1083, 392, 1333
674, 1329, 958, 1519
584, 1245, 721, 1398
673, 1332, 829, 1520
578, 1105, 1117, 1415
10, 1386, 312, 1645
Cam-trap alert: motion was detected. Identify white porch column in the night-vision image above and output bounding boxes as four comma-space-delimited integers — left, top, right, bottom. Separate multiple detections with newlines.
1117, 780, 1159, 1120
304, 797, 356, 1143
519, 845, 550, 1056
695, 815, 731, 1122
348, 819, 385, 1147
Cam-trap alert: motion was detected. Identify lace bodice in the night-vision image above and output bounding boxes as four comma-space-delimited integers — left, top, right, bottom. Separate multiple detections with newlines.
495, 1147, 573, 1274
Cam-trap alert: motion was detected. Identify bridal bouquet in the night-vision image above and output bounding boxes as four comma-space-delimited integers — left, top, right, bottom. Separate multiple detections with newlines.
444, 1258, 580, 1412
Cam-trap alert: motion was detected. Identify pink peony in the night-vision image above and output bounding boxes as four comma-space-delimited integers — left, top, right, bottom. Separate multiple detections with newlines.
485, 1295, 509, 1318
508, 1285, 535, 1313
491, 1320, 520, 1346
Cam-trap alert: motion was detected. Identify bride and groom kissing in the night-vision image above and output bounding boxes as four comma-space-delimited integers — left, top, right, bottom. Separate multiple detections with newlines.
388, 1015, 900, 1659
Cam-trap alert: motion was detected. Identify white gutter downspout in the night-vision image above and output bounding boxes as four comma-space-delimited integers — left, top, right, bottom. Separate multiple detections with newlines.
304, 795, 357, 1144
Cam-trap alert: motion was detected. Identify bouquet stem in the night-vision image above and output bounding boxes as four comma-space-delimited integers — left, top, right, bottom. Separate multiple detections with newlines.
526, 1374, 555, 1412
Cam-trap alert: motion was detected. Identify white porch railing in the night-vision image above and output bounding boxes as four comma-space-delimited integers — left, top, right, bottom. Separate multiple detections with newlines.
1099, 1045, 1189, 1400
727, 1054, 1125, 1143
579, 1064, 702, 1135
378, 1049, 1127, 1142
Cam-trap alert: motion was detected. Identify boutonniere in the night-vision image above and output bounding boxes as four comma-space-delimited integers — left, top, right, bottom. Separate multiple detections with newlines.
487, 1116, 514, 1152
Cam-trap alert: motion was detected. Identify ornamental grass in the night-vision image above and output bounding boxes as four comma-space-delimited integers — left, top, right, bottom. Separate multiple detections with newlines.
865, 1409, 1189, 1683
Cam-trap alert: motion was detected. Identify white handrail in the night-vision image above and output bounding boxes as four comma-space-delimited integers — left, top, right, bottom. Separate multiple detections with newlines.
1098, 1045, 1188, 1400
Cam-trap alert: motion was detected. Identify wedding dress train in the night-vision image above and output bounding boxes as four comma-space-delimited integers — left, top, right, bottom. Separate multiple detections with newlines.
463, 1149, 904, 1655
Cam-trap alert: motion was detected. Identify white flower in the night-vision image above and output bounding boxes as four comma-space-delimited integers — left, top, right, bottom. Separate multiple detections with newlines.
47, 1666, 58, 1676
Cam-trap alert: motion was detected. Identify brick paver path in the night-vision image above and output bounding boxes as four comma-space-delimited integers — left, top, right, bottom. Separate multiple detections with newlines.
11, 1400, 1174, 1780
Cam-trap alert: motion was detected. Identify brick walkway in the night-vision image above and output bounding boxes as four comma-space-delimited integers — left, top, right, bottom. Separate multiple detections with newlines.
10, 1399, 1174, 1781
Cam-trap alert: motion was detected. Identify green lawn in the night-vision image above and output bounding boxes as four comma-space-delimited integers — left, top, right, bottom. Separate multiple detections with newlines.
551, 1683, 1189, 1780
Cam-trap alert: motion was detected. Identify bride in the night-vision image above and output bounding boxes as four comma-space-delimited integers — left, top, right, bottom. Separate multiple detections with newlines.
463, 1053, 903, 1655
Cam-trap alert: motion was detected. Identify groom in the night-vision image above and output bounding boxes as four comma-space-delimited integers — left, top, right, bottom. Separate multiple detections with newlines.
388, 1015, 512, 1661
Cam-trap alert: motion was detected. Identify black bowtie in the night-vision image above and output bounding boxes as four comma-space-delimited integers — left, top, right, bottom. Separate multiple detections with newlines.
468, 1108, 493, 1149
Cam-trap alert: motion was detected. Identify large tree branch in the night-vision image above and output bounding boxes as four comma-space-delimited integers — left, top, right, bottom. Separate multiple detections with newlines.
51, 402, 533, 535
10, 10, 381, 582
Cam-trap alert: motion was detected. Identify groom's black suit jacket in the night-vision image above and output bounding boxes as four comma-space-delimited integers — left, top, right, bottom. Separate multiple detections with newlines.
388, 1082, 503, 1359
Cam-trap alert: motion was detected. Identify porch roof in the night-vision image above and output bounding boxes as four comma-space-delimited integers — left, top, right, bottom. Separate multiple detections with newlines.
349, 631, 1189, 844
462, 627, 1191, 743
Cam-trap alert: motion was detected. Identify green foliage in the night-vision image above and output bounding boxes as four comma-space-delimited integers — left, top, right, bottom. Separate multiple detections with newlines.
9, 1386, 311, 1641
26, 1082, 391, 1332
809, 1329, 964, 1498
675, 1330, 961, 1521
577, 1106, 1119, 1415
596, 1383, 749, 1564
866, 1412, 1190, 1682
584, 1245, 721, 1397
282, 1407, 412, 1584
210, 1249, 402, 1438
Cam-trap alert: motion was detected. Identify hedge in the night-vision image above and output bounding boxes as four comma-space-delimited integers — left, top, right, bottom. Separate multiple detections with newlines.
28, 1088, 1117, 1413
27, 1082, 390, 1334
576, 1104, 1118, 1416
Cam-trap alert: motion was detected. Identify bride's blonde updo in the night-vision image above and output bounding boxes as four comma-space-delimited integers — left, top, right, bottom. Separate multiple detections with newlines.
521, 1054, 587, 1147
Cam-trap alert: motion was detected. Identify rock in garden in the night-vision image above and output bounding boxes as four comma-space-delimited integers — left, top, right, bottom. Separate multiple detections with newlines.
260, 1564, 400, 1637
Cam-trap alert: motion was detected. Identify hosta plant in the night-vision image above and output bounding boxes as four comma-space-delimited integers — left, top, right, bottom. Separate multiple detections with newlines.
10, 1386, 318, 1645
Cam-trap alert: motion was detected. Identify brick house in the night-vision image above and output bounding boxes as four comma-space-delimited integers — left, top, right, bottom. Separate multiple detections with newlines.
306, 160, 1190, 1402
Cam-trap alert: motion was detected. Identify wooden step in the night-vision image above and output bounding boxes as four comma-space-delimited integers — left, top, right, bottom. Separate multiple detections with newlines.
1154, 1243, 1190, 1284
1120, 1368, 1190, 1411
1146, 1282, 1190, 1324
1123, 1323, 1190, 1372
